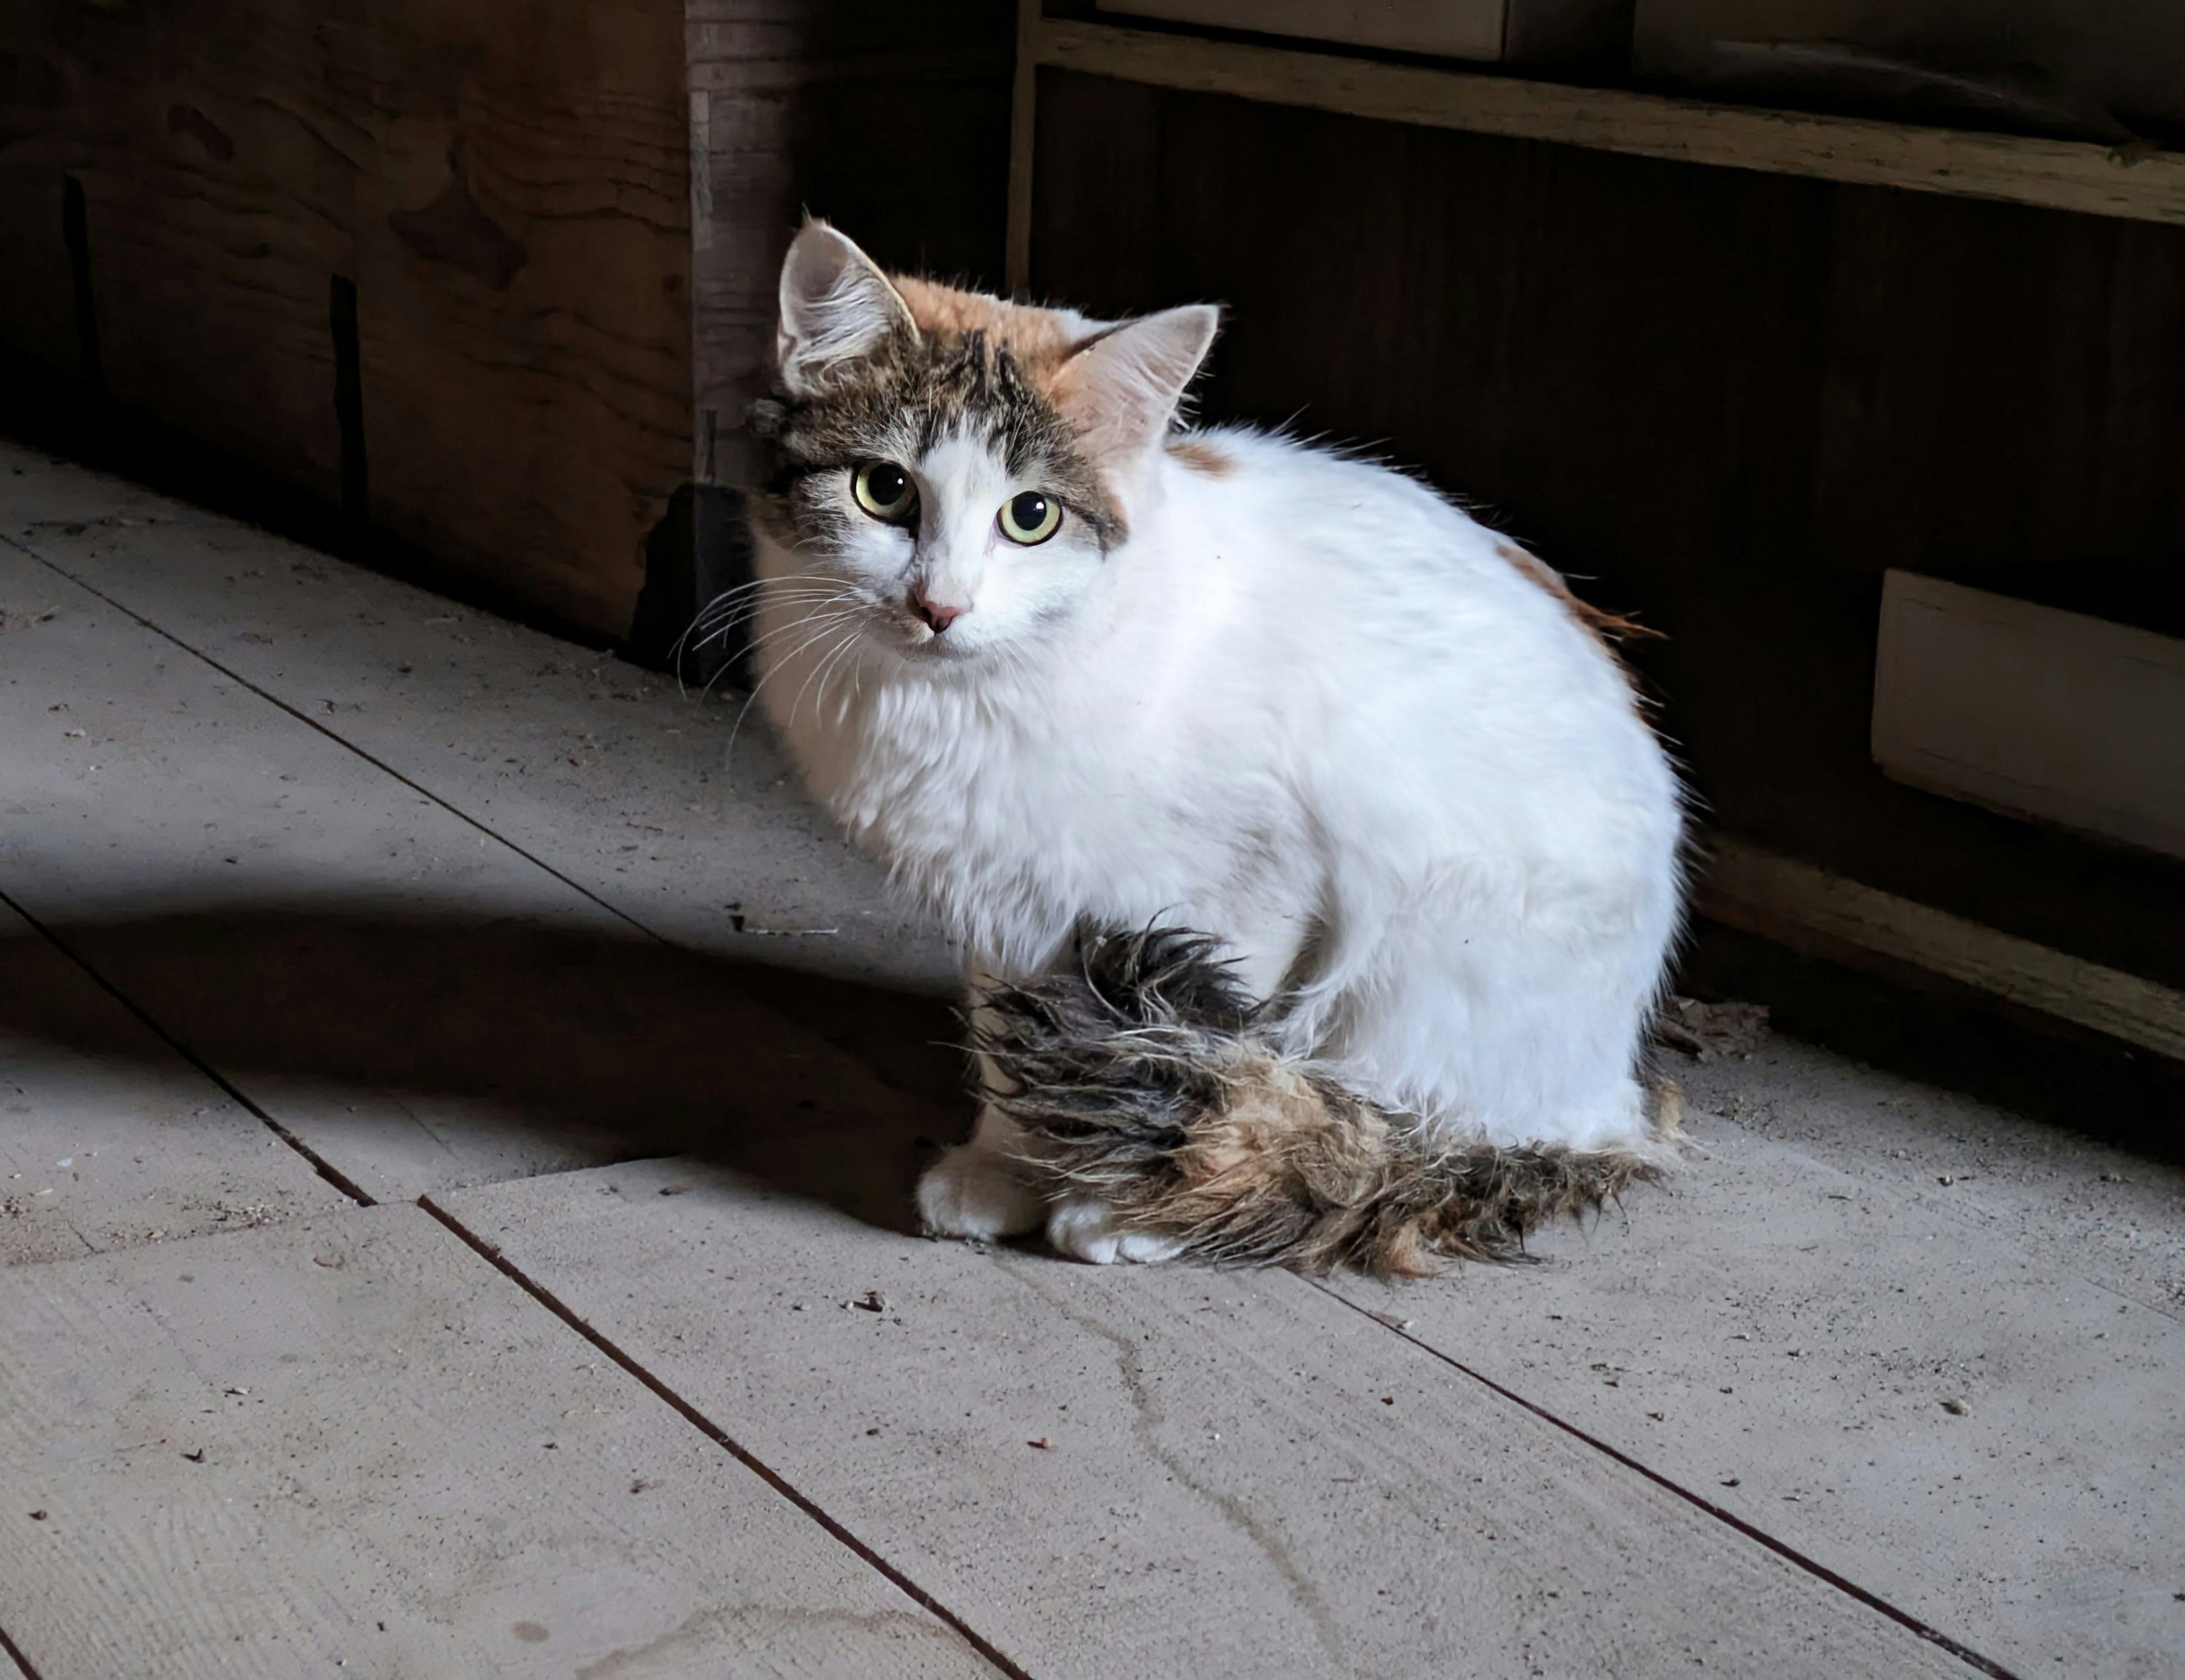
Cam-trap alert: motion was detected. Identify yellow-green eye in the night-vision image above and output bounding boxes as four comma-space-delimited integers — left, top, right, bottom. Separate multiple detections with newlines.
999, 490, 1062, 546
852, 461, 916, 522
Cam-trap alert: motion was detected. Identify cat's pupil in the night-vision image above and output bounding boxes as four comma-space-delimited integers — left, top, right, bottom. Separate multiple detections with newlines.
1012, 493, 1048, 527
869, 465, 906, 504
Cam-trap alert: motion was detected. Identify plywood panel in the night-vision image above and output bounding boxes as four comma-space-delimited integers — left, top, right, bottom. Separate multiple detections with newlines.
350, 0, 694, 637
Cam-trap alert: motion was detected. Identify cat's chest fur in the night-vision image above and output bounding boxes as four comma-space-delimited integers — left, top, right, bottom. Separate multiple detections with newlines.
793, 659, 1300, 976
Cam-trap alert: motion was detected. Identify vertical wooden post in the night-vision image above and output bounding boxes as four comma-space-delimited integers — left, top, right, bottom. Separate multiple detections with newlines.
1004, 0, 1041, 295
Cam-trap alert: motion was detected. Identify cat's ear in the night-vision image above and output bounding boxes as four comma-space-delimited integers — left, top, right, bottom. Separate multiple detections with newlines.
776, 221, 917, 396
1050, 305, 1220, 464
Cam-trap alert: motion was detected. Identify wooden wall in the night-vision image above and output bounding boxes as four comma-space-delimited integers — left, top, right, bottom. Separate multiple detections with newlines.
0, 1, 1013, 647
1030, 68, 2185, 990
0, 0, 692, 639
686, 0, 1014, 494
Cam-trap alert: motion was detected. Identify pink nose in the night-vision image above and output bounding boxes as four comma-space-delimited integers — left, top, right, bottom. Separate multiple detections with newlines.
908, 583, 967, 633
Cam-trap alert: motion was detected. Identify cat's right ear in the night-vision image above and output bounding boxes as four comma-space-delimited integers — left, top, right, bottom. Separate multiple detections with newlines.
776, 221, 917, 397
1050, 304, 1221, 466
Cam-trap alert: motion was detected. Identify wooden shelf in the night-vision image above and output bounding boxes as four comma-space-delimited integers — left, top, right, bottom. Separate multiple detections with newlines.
1021, 14, 2185, 259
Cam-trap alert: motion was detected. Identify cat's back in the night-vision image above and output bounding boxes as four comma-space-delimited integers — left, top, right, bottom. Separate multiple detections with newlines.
1155, 425, 1676, 852
1161, 426, 1618, 690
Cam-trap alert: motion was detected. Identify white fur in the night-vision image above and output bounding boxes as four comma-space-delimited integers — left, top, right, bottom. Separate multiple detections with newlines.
751, 261, 1683, 1264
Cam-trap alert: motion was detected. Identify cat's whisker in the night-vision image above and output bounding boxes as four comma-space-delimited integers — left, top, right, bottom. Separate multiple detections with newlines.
688, 597, 861, 666
720, 613, 872, 774
672, 579, 852, 699
686, 588, 851, 647
795, 626, 866, 730
683, 579, 851, 643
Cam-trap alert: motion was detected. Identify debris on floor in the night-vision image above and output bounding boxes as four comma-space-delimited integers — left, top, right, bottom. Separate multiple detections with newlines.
1656, 995, 1771, 1062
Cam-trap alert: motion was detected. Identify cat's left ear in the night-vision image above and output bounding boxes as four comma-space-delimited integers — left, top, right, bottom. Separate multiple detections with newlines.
776, 220, 918, 397
1050, 305, 1221, 464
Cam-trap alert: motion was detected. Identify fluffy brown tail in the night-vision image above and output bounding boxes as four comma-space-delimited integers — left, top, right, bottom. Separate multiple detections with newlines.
976, 927, 1669, 1278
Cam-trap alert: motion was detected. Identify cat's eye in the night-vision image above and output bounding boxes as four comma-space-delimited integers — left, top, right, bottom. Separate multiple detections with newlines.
852, 461, 916, 522
998, 490, 1062, 546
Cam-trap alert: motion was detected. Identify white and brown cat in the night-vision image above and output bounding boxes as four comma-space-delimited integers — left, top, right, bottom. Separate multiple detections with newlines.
740, 221, 1684, 1273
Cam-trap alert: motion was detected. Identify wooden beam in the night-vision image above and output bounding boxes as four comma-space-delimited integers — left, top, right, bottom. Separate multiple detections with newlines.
1698, 837, 2185, 1062
1006, 0, 1042, 294
1032, 17, 2185, 228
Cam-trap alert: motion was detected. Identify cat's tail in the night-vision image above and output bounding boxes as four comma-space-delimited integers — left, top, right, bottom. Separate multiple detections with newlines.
975, 926, 1675, 1278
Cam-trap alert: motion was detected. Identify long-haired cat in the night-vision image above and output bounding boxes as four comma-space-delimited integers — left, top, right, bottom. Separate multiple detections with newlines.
743, 222, 1684, 1274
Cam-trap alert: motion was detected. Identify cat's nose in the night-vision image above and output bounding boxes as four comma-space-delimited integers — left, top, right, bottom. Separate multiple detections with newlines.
908, 583, 967, 633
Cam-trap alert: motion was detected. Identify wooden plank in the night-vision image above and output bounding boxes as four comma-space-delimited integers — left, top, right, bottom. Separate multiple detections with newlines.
1005, 0, 1041, 294
1873, 571, 2185, 862
0, 899, 349, 1267
1668, 1026, 2185, 1355
349, 0, 692, 637
0, 522, 960, 1206
0, 0, 691, 640
0, 1206, 997, 1678
1327, 1101, 2185, 1675
2, 444, 964, 1087
1699, 836, 2185, 1062
436, 1155, 1969, 1679
1033, 16, 2185, 226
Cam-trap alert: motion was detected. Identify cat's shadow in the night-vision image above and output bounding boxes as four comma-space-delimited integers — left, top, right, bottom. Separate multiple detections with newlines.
0, 903, 971, 1233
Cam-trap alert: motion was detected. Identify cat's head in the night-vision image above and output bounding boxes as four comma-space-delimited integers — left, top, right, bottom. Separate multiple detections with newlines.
750, 221, 1218, 663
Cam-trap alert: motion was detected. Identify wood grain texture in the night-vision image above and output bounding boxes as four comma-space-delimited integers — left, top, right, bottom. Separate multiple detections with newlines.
1034, 15, 2185, 225
1699, 837, 2185, 1061
2, 440, 962, 1070
0, 1207, 997, 1678
1329, 1101, 2185, 1676
685, 1, 1012, 491
438, 1154, 1970, 1680
0, 2, 358, 501
0, 521, 958, 1206
351, 0, 693, 636
1004, 0, 1041, 294
0, 0, 691, 639
0, 901, 350, 1267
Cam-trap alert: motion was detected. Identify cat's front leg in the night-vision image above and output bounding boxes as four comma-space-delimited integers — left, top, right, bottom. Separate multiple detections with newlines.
1044, 1199, 1188, 1265
916, 1103, 1046, 1242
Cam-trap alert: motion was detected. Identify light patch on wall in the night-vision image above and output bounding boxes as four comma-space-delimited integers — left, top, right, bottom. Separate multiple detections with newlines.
1872, 571, 2185, 862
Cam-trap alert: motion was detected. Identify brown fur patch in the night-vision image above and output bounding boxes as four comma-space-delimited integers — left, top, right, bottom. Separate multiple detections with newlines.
1497, 542, 1662, 650
890, 278, 1083, 381
1166, 437, 1235, 476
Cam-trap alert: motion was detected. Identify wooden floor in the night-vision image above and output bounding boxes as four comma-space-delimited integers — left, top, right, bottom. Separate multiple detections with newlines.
2, 439, 2181, 1679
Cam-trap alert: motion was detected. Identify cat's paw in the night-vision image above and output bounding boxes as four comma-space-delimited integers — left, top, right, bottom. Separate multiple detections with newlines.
1045, 1196, 1186, 1266
917, 1145, 1045, 1243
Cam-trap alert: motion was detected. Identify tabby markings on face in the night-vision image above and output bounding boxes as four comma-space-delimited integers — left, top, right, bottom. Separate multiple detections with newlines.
754, 329, 1124, 559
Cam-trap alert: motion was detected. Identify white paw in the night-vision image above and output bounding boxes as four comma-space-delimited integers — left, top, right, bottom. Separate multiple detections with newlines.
1045, 1196, 1186, 1266
917, 1145, 1045, 1241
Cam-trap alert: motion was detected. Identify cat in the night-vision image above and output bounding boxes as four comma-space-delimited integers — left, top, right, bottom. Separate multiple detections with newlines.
741, 220, 1685, 1272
